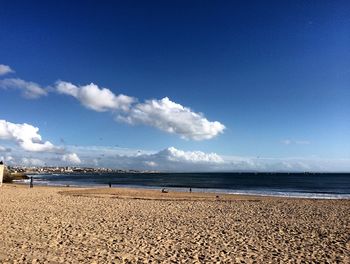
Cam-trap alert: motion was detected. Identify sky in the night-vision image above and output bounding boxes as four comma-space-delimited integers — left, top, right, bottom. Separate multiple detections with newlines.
0, 0, 350, 171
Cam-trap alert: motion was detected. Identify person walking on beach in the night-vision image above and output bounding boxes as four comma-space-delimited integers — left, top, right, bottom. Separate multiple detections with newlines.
30, 176, 33, 188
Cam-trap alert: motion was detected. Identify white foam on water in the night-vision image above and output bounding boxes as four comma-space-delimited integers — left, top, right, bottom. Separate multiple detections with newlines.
195, 188, 350, 200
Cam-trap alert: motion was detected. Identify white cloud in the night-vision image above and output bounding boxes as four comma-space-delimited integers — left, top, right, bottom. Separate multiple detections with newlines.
56, 81, 135, 112
0, 120, 60, 152
160, 147, 224, 163
118, 97, 225, 140
0, 64, 14, 75
77, 146, 350, 172
55, 82, 225, 141
62, 153, 81, 165
55, 81, 79, 97
21, 158, 45, 167
2, 77, 225, 141
77, 146, 225, 171
0, 78, 47, 99
144, 161, 157, 167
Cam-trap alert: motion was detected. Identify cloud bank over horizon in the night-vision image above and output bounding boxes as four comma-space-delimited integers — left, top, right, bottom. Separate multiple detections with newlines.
1, 142, 349, 172
62, 153, 81, 165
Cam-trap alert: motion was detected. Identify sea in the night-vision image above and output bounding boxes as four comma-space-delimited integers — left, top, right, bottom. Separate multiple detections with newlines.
16, 172, 350, 199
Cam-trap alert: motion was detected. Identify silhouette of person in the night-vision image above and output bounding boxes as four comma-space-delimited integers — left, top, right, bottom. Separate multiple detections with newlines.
30, 176, 33, 188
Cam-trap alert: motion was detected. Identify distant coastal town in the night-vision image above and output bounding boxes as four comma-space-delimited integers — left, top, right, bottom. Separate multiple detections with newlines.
7, 166, 159, 175
0, 162, 159, 184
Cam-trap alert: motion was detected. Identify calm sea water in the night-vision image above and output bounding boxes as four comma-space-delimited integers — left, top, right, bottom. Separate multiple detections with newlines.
22, 172, 350, 199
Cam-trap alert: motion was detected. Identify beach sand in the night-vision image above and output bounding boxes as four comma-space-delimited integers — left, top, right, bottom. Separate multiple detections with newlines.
0, 184, 349, 263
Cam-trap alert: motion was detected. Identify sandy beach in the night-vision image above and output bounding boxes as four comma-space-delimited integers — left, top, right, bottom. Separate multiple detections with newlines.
0, 184, 349, 263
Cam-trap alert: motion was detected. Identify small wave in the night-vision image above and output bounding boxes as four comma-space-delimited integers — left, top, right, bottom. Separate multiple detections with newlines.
12, 179, 30, 183
207, 189, 350, 200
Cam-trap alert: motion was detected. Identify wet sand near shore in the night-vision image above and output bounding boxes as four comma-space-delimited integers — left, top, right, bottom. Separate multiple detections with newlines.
59, 187, 266, 201
0, 184, 349, 263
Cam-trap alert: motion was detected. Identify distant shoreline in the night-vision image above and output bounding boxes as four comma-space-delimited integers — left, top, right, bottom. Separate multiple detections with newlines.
9, 171, 350, 200
7, 183, 350, 200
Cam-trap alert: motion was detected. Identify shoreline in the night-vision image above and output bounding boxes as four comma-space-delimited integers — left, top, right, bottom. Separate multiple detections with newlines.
14, 171, 350, 200
6, 183, 350, 201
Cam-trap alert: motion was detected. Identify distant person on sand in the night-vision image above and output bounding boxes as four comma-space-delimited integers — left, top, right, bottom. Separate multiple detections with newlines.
108, 182, 112, 188
189, 188, 192, 193
30, 176, 33, 188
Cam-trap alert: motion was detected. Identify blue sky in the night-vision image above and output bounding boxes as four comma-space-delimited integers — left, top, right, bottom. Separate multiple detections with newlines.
0, 1, 349, 171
